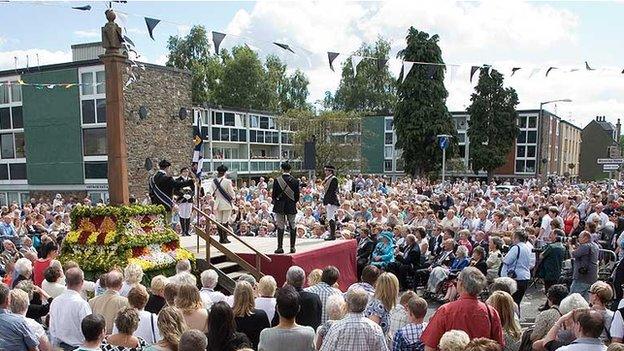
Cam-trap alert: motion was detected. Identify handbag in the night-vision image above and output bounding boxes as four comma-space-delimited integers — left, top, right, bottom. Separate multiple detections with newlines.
506, 245, 521, 279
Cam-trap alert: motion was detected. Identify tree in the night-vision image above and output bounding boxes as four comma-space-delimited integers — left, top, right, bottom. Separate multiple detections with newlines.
166, 26, 222, 104
466, 68, 520, 181
333, 38, 397, 113
282, 109, 363, 175
394, 27, 456, 178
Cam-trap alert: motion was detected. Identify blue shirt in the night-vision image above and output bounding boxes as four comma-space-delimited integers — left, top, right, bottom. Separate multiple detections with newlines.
393, 322, 427, 351
501, 242, 533, 280
0, 309, 39, 351
0, 222, 17, 237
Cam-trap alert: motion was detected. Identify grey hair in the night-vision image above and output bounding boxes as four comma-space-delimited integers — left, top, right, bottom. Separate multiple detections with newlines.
458, 267, 487, 296
286, 266, 305, 288
345, 288, 369, 313
14, 258, 32, 276
179, 329, 208, 351
492, 277, 518, 295
559, 293, 590, 315
200, 269, 219, 289
176, 259, 191, 274
9, 289, 30, 314
456, 245, 469, 258
107, 270, 124, 289
238, 274, 257, 286
326, 294, 347, 320
439, 330, 470, 350
175, 272, 197, 286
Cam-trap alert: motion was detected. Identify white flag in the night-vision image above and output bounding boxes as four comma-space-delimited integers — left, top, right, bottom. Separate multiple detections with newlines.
449, 65, 459, 82
351, 55, 364, 76
116, 12, 128, 33
402, 61, 415, 83
529, 68, 540, 78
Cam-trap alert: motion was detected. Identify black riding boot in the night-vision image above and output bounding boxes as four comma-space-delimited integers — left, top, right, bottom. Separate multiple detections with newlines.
275, 228, 284, 254
325, 219, 336, 241
289, 228, 296, 253
219, 223, 231, 244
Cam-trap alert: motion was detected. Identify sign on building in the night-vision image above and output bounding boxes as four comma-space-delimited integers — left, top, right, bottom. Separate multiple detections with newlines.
603, 164, 620, 171
597, 158, 624, 164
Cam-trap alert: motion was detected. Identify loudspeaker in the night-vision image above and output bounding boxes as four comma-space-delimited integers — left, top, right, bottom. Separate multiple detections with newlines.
303, 141, 316, 170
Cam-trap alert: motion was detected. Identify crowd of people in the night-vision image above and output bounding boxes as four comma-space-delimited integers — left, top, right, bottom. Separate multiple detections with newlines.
3, 172, 624, 351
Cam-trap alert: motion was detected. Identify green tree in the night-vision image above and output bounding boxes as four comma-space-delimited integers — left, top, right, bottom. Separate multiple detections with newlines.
166, 26, 222, 104
333, 38, 397, 113
282, 109, 363, 175
394, 27, 456, 178
466, 68, 520, 181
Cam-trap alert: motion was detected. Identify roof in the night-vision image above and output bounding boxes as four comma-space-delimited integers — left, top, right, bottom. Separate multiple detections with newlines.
70, 42, 102, 49
596, 120, 615, 132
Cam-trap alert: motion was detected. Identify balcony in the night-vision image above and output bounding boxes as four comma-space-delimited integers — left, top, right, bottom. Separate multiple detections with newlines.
202, 159, 302, 174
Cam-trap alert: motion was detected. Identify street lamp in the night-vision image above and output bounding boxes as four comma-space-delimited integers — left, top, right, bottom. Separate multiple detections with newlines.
537, 99, 572, 179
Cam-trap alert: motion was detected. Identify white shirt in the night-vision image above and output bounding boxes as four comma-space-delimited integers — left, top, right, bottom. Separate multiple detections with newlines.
199, 288, 226, 308
42, 280, 66, 298
113, 310, 161, 344
255, 297, 277, 323
49, 289, 92, 347
540, 214, 553, 241
609, 300, 624, 339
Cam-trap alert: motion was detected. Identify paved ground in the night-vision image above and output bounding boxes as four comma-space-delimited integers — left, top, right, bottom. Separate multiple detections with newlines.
423, 283, 547, 325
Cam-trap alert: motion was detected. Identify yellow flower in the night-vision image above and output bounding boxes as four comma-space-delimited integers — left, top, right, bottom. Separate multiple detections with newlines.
65, 230, 80, 244
86, 232, 98, 245
175, 248, 195, 261
104, 231, 117, 245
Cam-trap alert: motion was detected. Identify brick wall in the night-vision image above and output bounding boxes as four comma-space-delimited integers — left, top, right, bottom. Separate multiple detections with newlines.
122, 65, 193, 197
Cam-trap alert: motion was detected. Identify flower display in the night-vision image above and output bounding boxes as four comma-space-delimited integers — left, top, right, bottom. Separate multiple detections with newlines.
60, 205, 194, 276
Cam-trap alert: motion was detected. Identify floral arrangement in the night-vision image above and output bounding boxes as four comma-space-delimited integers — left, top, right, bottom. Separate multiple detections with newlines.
60, 205, 194, 276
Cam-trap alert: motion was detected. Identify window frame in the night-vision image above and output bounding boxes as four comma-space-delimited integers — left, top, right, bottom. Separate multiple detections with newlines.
0, 76, 26, 183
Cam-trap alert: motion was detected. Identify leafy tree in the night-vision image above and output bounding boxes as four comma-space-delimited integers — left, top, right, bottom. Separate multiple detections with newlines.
166, 26, 222, 104
333, 38, 397, 113
282, 109, 363, 175
466, 68, 520, 181
282, 70, 310, 111
394, 27, 456, 178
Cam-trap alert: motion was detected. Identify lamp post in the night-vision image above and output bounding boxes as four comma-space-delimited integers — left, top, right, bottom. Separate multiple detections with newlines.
537, 99, 572, 180
437, 134, 451, 184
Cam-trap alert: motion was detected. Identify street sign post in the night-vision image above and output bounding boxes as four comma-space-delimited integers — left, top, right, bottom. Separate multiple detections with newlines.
437, 135, 450, 184
597, 158, 624, 164
603, 164, 619, 171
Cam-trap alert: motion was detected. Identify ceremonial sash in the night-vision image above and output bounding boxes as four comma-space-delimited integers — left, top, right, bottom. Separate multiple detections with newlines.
149, 173, 173, 209
213, 178, 233, 204
277, 176, 295, 201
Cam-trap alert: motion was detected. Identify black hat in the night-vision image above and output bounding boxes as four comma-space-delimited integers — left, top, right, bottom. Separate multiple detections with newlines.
158, 159, 171, 169
216, 164, 228, 173
324, 164, 336, 172
281, 162, 292, 171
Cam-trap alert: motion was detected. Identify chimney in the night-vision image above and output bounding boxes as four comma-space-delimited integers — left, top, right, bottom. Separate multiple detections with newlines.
617, 118, 622, 140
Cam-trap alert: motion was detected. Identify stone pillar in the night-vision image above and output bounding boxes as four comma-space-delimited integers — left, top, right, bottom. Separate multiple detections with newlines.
100, 10, 129, 205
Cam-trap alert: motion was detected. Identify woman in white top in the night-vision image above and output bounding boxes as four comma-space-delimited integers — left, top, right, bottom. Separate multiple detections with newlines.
255, 275, 277, 323
487, 237, 505, 282
41, 265, 66, 298
120, 263, 145, 297
113, 285, 161, 344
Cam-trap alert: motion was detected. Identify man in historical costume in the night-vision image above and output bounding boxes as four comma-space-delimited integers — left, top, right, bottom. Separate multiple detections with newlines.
272, 162, 300, 254
149, 160, 194, 225
323, 164, 340, 241
206, 165, 236, 244
175, 167, 195, 237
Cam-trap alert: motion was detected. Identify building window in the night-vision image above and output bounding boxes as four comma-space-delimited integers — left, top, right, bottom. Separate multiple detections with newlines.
385, 118, 393, 131
0, 133, 24, 159
224, 113, 235, 126
0, 81, 21, 104
385, 132, 393, 145
82, 99, 106, 124
81, 71, 105, 96
83, 128, 107, 156
250, 115, 259, 128
260, 117, 269, 129
80, 69, 106, 127
384, 146, 393, 159
85, 161, 108, 179
384, 160, 393, 172
9, 163, 26, 179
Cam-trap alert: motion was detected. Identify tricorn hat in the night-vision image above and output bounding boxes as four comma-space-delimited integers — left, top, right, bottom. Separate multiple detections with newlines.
216, 164, 228, 173
281, 162, 292, 171
324, 164, 336, 172
158, 159, 171, 169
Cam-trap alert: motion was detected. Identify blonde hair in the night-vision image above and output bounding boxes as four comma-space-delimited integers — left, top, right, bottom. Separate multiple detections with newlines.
486, 291, 521, 339
307, 269, 322, 287
608, 343, 624, 351
124, 263, 144, 285
233, 281, 255, 317
9, 289, 30, 314
374, 272, 399, 311
257, 276, 277, 298
151, 275, 169, 295
590, 281, 614, 305
439, 330, 470, 351
115, 306, 140, 334
157, 306, 187, 351
326, 294, 347, 320
175, 284, 203, 314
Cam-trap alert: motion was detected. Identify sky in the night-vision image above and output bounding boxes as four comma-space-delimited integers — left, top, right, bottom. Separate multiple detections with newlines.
1, 0, 623, 128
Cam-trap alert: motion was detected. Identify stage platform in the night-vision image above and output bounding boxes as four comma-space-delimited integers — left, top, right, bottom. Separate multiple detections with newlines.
179, 235, 357, 291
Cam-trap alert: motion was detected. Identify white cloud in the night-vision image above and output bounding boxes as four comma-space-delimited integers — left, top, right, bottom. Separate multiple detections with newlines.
73, 30, 100, 39
0, 36, 6, 46
223, 1, 624, 128
0, 49, 71, 70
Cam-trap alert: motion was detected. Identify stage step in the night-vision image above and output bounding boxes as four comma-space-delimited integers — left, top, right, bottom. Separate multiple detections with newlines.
213, 261, 240, 273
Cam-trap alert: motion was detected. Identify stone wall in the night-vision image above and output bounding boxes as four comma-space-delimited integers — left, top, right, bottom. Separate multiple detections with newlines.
123, 64, 193, 197
30, 190, 87, 203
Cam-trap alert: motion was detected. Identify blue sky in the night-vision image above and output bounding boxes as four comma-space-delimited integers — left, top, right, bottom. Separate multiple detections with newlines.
1, 1, 623, 127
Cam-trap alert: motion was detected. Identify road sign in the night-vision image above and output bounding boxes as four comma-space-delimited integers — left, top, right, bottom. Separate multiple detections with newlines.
438, 136, 449, 150
603, 164, 620, 171
597, 158, 624, 164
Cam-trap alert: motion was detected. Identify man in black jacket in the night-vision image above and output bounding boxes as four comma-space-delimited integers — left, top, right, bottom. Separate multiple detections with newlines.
149, 160, 194, 224
356, 228, 375, 279
272, 163, 300, 254
387, 234, 421, 289
322, 165, 340, 241
271, 266, 322, 330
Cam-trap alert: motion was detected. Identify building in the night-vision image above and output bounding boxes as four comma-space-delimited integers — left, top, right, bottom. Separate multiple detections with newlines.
360, 109, 582, 179
579, 116, 621, 181
193, 106, 299, 179
0, 42, 192, 206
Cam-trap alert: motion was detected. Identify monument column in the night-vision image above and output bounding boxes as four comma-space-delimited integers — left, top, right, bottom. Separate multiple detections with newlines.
100, 10, 129, 205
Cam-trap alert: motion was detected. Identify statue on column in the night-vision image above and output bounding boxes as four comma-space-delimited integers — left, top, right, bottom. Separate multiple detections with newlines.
102, 9, 123, 55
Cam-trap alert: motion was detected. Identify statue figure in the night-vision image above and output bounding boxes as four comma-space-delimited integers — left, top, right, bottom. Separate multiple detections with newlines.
102, 9, 123, 55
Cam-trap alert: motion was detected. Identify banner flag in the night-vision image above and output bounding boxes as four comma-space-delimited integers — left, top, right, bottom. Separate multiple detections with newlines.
377, 58, 388, 71
546, 67, 558, 77
401, 61, 415, 83
470, 66, 480, 82
511, 67, 521, 76
585, 61, 595, 71
351, 55, 364, 76
145, 17, 160, 40
273, 42, 295, 53
327, 52, 339, 72
212, 32, 226, 54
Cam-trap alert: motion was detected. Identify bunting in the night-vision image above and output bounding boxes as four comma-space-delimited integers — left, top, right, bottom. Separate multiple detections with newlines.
144, 17, 160, 40
377, 58, 388, 71
470, 66, 480, 82
546, 67, 558, 77
585, 61, 595, 71
71, 5, 91, 11
511, 67, 522, 76
426, 65, 436, 80
327, 52, 339, 72
401, 61, 414, 83
351, 56, 364, 76
212, 32, 226, 54
273, 42, 295, 54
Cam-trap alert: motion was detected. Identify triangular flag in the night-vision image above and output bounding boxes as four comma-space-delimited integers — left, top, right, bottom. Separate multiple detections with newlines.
327, 52, 339, 72
621, 68, 624, 74
273, 42, 295, 54
486, 66, 493, 77
124, 78, 134, 88
545, 67, 557, 77
116, 12, 128, 31
65, 84, 75, 89
449, 65, 459, 82
470, 66, 480, 82
212, 32, 226, 54
585, 61, 595, 71
511, 67, 521, 76
401, 61, 414, 83
72, 5, 91, 11
351, 56, 364, 76
529, 68, 540, 78
144, 17, 160, 40
570, 68, 580, 72
17, 79, 25, 85
377, 58, 388, 71
46, 84, 55, 89
426, 65, 436, 80
123, 35, 135, 47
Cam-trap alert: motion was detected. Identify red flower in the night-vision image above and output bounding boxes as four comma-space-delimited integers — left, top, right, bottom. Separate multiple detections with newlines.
78, 231, 91, 245
132, 247, 147, 258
